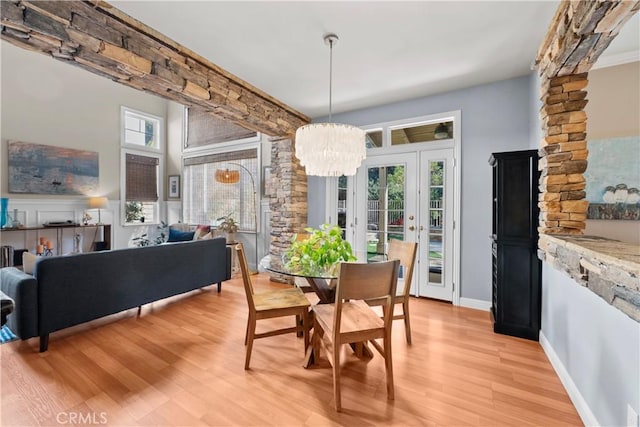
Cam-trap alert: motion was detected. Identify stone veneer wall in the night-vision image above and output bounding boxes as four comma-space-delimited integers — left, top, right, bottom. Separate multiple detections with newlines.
538, 73, 589, 235
539, 234, 640, 322
268, 138, 307, 284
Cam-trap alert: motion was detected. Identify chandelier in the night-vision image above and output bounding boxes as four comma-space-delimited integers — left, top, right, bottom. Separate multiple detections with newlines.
295, 34, 366, 177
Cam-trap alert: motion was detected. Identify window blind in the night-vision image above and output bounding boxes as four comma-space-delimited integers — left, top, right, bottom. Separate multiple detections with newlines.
186, 107, 257, 148
183, 148, 258, 231
126, 153, 159, 202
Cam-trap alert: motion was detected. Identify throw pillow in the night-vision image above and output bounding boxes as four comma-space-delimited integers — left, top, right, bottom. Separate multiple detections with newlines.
169, 222, 191, 232
199, 231, 213, 240
193, 225, 211, 240
167, 228, 195, 242
22, 252, 38, 275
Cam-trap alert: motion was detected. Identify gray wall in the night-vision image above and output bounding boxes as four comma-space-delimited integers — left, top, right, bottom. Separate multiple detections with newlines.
529, 71, 543, 149
309, 75, 534, 302
542, 263, 639, 427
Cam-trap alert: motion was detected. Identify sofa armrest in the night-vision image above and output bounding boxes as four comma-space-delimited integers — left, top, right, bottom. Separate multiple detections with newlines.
0, 267, 38, 339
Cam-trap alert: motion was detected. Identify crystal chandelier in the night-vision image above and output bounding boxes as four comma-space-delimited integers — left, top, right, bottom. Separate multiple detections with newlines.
295, 34, 366, 177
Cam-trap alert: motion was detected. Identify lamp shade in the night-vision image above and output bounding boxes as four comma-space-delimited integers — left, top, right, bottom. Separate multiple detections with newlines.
88, 196, 108, 209
295, 123, 366, 176
215, 169, 241, 184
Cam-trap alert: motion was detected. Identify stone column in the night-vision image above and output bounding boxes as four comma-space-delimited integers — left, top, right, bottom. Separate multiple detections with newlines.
269, 137, 308, 283
538, 72, 589, 235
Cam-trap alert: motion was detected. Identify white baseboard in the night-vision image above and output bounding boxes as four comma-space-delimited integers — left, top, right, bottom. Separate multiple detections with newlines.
458, 297, 491, 311
539, 331, 599, 427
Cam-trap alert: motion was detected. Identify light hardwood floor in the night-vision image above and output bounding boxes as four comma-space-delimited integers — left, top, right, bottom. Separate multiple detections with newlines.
1, 274, 582, 426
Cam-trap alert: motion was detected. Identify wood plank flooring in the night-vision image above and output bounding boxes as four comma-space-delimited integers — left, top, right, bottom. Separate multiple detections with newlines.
1, 274, 582, 426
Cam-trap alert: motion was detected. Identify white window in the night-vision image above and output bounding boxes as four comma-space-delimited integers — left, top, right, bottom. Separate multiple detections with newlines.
123, 108, 161, 150
121, 107, 164, 225
183, 148, 258, 231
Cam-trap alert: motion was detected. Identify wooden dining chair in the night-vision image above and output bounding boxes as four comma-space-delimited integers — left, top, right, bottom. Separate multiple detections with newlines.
311, 259, 399, 411
236, 244, 311, 370
367, 239, 418, 344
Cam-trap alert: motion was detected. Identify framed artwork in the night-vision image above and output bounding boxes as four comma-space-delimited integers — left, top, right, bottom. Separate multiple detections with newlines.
585, 136, 639, 220
168, 175, 180, 199
8, 140, 99, 195
262, 166, 273, 197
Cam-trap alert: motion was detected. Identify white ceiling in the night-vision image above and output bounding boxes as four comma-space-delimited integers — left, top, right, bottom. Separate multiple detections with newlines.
112, 1, 639, 119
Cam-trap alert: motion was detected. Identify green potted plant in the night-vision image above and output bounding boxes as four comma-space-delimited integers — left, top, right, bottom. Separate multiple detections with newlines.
130, 221, 168, 247
284, 223, 356, 276
125, 201, 144, 222
216, 213, 238, 243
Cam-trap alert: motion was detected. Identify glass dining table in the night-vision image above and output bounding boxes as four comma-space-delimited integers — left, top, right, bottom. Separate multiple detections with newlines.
260, 256, 337, 304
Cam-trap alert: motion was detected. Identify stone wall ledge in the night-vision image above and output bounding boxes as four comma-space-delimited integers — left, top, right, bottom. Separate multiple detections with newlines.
539, 235, 640, 322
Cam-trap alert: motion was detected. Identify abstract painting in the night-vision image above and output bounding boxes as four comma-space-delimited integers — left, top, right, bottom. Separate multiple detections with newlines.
8, 141, 99, 195
585, 136, 639, 220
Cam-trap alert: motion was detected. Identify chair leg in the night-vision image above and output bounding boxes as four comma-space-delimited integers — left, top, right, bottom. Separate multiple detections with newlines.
403, 300, 412, 344
245, 315, 256, 370
311, 318, 323, 365
244, 317, 250, 345
384, 331, 394, 400
295, 314, 302, 337
302, 310, 309, 355
333, 342, 342, 412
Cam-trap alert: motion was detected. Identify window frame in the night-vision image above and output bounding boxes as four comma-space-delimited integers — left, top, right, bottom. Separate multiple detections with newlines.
120, 106, 164, 226
182, 107, 261, 154
182, 141, 261, 232
121, 106, 163, 154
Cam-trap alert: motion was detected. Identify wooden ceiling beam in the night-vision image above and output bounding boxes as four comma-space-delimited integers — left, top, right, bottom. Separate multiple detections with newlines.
534, 0, 640, 81
1, 0, 310, 137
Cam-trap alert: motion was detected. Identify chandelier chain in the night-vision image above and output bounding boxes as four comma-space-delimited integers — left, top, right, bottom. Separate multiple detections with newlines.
328, 37, 333, 122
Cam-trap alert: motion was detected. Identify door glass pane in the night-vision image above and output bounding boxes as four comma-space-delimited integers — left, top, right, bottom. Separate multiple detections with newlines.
367, 165, 405, 262
428, 160, 445, 284
391, 120, 453, 145
337, 175, 347, 239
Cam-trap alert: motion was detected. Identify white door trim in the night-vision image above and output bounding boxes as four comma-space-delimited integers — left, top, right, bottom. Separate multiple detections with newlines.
325, 110, 462, 305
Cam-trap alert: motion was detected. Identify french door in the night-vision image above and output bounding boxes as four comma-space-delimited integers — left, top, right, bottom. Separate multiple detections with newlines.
355, 153, 418, 262
353, 149, 455, 301
417, 149, 454, 300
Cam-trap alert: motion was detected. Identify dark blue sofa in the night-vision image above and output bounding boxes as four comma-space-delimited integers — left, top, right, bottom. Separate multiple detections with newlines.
0, 238, 231, 352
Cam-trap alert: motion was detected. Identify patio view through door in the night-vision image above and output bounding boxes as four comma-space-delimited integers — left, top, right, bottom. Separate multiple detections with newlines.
354, 149, 454, 301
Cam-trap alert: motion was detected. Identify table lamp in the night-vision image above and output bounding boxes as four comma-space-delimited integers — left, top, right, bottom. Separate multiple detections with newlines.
87, 197, 109, 224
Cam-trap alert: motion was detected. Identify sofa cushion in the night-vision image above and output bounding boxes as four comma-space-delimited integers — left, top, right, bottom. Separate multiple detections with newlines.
168, 228, 195, 242
0, 267, 38, 339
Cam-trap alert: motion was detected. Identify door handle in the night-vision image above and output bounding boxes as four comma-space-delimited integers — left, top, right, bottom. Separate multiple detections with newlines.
420, 226, 424, 231
408, 225, 415, 231
409, 215, 415, 220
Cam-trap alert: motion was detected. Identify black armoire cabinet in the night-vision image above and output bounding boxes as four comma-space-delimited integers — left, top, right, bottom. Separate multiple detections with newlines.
489, 150, 541, 341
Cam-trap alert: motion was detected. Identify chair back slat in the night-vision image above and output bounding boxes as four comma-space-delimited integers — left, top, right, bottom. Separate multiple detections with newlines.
388, 240, 418, 297
336, 260, 399, 302
236, 244, 255, 310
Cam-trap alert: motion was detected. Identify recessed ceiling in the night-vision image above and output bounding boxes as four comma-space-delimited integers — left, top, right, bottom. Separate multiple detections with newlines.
111, 1, 639, 118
